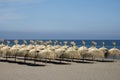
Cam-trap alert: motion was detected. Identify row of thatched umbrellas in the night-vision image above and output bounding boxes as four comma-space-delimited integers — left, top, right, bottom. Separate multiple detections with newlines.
0, 40, 120, 64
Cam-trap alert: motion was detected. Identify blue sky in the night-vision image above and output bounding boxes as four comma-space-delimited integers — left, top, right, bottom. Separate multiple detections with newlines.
0, 0, 120, 39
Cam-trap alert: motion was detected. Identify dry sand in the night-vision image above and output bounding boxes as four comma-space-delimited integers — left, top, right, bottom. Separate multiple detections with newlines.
0, 58, 120, 80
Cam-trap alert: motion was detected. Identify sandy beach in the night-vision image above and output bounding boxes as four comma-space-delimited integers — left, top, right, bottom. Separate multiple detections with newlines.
0, 58, 120, 80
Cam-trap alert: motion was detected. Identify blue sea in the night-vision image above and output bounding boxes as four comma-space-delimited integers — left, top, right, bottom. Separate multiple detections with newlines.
2, 40, 120, 49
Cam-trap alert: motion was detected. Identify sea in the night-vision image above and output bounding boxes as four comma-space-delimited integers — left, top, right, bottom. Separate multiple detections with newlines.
1, 40, 120, 49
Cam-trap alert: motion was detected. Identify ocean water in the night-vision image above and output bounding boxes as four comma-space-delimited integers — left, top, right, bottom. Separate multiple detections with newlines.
1, 40, 120, 49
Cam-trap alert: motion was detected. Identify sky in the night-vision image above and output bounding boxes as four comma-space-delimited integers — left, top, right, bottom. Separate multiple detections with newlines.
0, 0, 120, 40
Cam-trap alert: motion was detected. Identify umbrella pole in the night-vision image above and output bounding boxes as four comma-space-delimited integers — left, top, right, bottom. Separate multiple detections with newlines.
92, 56, 94, 61
45, 58, 47, 63
71, 57, 74, 62
34, 57, 36, 64
6, 53, 8, 61
24, 54, 27, 63
102, 58, 104, 61
15, 54, 17, 62
34, 55, 37, 64
82, 56, 85, 62
113, 56, 115, 61
60, 56, 62, 63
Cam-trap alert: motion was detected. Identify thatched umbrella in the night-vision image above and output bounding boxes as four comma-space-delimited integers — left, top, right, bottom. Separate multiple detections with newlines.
99, 42, 108, 58
12, 40, 22, 49
63, 41, 81, 61
61, 41, 69, 49
55, 47, 66, 62
23, 40, 27, 45
30, 40, 34, 45
0, 39, 4, 44
16, 47, 30, 62
6, 40, 10, 46
27, 48, 40, 64
9, 47, 19, 60
88, 41, 104, 60
38, 40, 44, 45
14, 40, 19, 45
0, 39, 5, 49
39, 48, 56, 63
19, 40, 27, 48
59, 42, 62, 46
0, 45, 10, 60
108, 42, 120, 60
5, 40, 11, 58
78, 41, 88, 61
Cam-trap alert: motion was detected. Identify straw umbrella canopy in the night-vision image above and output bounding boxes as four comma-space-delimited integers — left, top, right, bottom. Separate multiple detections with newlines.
5, 40, 11, 58
16, 47, 29, 57
0, 39, 4, 44
70, 41, 78, 50
38, 40, 44, 45
26, 40, 35, 49
88, 41, 104, 60
9, 46, 19, 58
27, 48, 40, 64
6, 40, 10, 46
0, 45, 10, 60
19, 40, 27, 48
88, 41, 98, 57
55, 48, 65, 58
14, 40, 19, 45
23, 40, 27, 45
30, 40, 35, 45
108, 42, 120, 59
53, 40, 61, 49
61, 41, 69, 49
13, 40, 21, 48
63, 41, 81, 61
99, 42, 108, 58
39, 47, 56, 62
0, 39, 5, 48
78, 41, 88, 61
59, 42, 62, 46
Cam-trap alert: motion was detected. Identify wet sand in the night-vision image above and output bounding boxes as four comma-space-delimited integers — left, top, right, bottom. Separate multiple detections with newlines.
0, 58, 120, 80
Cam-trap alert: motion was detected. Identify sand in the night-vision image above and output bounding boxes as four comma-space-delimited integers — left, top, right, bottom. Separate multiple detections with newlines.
0, 58, 120, 80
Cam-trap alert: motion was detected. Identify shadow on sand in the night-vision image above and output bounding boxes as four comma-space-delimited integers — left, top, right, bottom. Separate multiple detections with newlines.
16, 58, 71, 65
0, 59, 46, 67
81, 59, 114, 62
74, 60, 94, 64
56, 58, 94, 64
36, 59, 71, 65
0, 57, 115, 66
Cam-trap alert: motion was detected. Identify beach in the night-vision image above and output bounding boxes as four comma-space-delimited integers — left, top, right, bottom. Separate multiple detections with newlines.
0, 58, 120, 80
